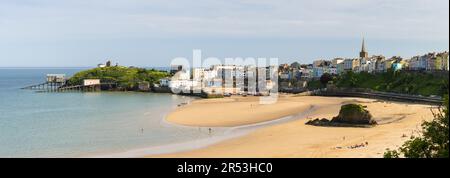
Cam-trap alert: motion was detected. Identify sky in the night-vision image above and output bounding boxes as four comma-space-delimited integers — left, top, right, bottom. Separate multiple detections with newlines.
0, 0, 448, 67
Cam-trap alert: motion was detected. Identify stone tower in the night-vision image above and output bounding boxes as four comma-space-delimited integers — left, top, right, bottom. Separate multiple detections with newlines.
360, 38, 368, 58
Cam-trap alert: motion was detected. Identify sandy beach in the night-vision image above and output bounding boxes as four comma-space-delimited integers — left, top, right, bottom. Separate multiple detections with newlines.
167, 95, 312, 127
152, 95, 436, 158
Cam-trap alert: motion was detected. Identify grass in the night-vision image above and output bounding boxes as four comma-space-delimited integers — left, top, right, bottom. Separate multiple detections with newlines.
334, 70, 448, 97
67, 66, 170, 90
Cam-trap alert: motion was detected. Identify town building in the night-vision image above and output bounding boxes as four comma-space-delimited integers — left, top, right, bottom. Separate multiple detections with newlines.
408, 56, 420, 71
382, 58, 396, 72
159, 78, 170, 87
442, 52, 449, 71
138, 81, 151, 91
46, 74, 66, 83
300, 67, 313, 80
97, 60, 115, 68
313, 60, 332, 68
83, 79, 100, 86
332, 58, 345, 68
192, 68, 205, 81
327, 67, 338, 75
343, 58, 360, 71
370, 55, 386, 73
428, 52, 449, 71
170, 65, 184, 74
313, 67, 324, 78
359, 57, 374, 73
169, 80, 198, 92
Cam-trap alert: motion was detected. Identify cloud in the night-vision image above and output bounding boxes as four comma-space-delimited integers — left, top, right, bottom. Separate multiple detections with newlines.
0, 0, 448, 41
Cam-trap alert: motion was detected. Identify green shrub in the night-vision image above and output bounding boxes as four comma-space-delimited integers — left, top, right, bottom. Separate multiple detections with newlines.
340, 104, 366, 116
384, 95, 449, 158
335, 71, 448, 97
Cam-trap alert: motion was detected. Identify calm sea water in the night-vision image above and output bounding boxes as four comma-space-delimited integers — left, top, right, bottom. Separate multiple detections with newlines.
0, 68, 211, 157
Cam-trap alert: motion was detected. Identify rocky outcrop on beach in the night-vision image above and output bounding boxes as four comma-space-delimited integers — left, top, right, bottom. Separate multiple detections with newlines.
332, 104, 376, 125
306, 104, 377, 127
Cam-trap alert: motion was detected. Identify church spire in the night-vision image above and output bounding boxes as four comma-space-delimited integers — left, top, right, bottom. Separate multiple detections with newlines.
360, 37, 368, 58
361, 38, 366, 53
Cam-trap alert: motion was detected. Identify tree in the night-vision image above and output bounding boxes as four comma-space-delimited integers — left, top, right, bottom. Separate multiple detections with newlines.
384, 95, 449, 158
320, 73, 333, 86
67, 66, 170, 90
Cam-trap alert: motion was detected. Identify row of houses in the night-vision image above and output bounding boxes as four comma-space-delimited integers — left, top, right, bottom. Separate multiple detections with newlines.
280, 52, 448, 81
334, 52, 448, 75
161, 39, 448, 94
409, 52, 449, 71
278, 39, 448, 80
160, 65, 277, 95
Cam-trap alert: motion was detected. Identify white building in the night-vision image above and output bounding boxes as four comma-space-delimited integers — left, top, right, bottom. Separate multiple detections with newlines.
83, 79, 100, 86
46, 74, 66, 83
159, 78, 170, 87
169, 80, 198, 91
327, 67, 338, 75
332, 58, 344, 68
300, 68, 313, 80
204, 70, 218, 79
359, 58, 375, 73
312, 66, 338, 78
192, 68, 205, 81
172, 70, 190, 80
343, 58, 359, 71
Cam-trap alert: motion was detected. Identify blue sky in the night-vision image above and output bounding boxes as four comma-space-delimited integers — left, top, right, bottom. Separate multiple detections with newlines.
0, 0, 448, 67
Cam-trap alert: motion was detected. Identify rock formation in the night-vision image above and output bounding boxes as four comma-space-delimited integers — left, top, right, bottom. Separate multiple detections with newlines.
306, 104, 377, 127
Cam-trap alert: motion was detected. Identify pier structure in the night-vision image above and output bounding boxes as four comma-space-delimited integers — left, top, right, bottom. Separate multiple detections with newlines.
22, 74, 113, 92
22, 74, 67, 91
57, 79, 116, 92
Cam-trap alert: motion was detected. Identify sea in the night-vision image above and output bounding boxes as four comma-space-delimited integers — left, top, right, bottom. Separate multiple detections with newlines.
0, 68, 215, 157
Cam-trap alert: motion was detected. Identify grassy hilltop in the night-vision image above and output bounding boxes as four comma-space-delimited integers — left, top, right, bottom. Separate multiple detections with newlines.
67, 66, 170, 90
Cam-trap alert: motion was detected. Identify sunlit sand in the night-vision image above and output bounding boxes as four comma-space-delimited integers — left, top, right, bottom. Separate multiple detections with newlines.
154, 95, 435, 158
